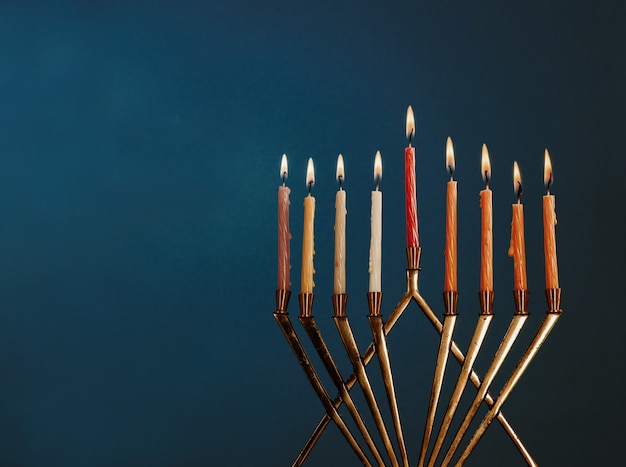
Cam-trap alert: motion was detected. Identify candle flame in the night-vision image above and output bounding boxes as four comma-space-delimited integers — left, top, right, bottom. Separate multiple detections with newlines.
513, 161, 522, 196
374, 150, 383, 180
544, 149, 553, 187
481, 143, 491, 182
406, 105, 415, 142
306, 158, 315, 187
336, 154, 345, 182
280, 154, 288, 179
446, 137, 455, 172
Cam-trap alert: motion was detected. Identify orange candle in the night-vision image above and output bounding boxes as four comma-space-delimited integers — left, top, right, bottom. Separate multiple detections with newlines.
277, 154, 291, 290
479, 144, 493, 292
543, 150, 559, 289
301, 158, 316, 294
508, 162, 527, 291
444, 137, 457, 292
405, 106, 419, 247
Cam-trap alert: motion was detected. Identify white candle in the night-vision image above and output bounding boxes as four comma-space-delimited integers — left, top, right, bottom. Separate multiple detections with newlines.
334, 155, 347, 294
301, 158, 316, 294
369, 151, 383, 292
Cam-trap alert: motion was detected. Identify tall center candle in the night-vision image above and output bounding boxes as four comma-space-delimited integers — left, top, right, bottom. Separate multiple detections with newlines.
277, 154, 291, 290
444, 137, 457, 292
369, 151, 383, 292
334, 155, 347, 294
301, 158, 316, 294
508, 162, 527, 291
480, 144, 493, 292
405, 106, 419, 247
543, 150, 559, 289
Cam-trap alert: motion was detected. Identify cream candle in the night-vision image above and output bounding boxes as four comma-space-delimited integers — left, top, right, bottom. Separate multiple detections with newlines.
480, 144, 493, 292
277, 154, 291, 290
334, 155, 347, 294
508, 162, 527, 291
301, 158, 316, 294
543, 149, 559, 289
444, 137, 457, 292
405, 106, 419, 247
369, 151, 383, 292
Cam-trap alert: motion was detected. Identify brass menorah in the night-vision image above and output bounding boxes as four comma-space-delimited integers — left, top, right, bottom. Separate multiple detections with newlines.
273, 247, 563, 466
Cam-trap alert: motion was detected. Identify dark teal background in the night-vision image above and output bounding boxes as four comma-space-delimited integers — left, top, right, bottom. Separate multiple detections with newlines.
0, 1, 623, 466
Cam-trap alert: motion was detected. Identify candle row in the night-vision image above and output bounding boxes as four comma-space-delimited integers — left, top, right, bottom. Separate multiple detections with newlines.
277, 108, 559, 296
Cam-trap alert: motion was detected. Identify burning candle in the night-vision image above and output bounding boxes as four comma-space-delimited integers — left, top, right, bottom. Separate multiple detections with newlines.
334, 155, 347, 294
508, 161, 527, 291
301, 158, 316, 294
405, 106, 419, 247
369, 151, 383, 292
543, 149, 559, 289
444, 137, 457, 292
480, 144, 493, 292
277, 154, 291, 290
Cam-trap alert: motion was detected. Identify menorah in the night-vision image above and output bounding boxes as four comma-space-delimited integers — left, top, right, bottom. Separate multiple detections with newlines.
273, 108, 562, 466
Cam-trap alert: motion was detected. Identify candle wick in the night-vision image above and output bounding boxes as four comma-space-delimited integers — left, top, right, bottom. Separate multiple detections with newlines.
308, 181, 313, 195
282, 173, 287, 186
546, 174, 553, 195
375, 176, 381, 191
517, 182, 522, 203
338, 176, 343, 190
448, 166, 454, 181
408, 130, 414, 147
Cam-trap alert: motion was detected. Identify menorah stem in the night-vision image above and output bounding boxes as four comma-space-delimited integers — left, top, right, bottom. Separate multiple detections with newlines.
417, 292, 458, 467
274, 295, 372, 467
428, 292, 493, 467
440, 292, 530, 467
334, 300, 400, 467
454, 290, 562, 466
299, 313, 386, 466
369, 292, 410, 466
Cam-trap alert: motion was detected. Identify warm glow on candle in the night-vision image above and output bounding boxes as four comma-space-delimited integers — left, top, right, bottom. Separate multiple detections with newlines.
481, 144, 491, 183
369, 151, 383, 292
509, 161, 527, 290
406, 106, 415, 142
444, 137, 457, 292
334, 155, 347, 294
301, 158, 316, 293
543, 149, 558, 289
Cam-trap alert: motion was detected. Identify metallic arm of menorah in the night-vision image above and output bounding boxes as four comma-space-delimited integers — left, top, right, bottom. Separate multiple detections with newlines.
439, 290, 530, 467
368, 291, 410, 466
292, 289, 414, 466
274, 290, 372, 467
333, 294, 400, 467
453, 289, 562, 466
427, 293, 494, 467
412, 282, 537, 466
298, 310, 386, 466
417, 292, 458, 467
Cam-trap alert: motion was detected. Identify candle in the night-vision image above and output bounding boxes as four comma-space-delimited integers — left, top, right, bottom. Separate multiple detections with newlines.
444, 137, 457, 292
334, 155, 347, 294
480, 144, 493, 291
508, 161, 527, 290
301, 158, 316, 294
369, 151, 383, 292
543, 149, 559, 289
277, 154, 291, 290
405, 106, 419, 247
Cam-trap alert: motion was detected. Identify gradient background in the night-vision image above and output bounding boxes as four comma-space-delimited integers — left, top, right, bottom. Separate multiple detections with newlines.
0, 1, 623, 466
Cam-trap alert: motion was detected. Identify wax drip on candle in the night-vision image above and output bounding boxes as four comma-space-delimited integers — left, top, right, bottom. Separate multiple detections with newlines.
280, 153, 288, 186
481, 143, 491, 188
544, 149, 553, 194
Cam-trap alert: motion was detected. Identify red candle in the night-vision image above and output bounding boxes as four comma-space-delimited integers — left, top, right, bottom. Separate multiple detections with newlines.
543, 150, 559, 289
508, 162, 527, 291
479, 144, 493, 292
405, 106, 419, 247
444, 137, 457, 292
277, 154, 291, 290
